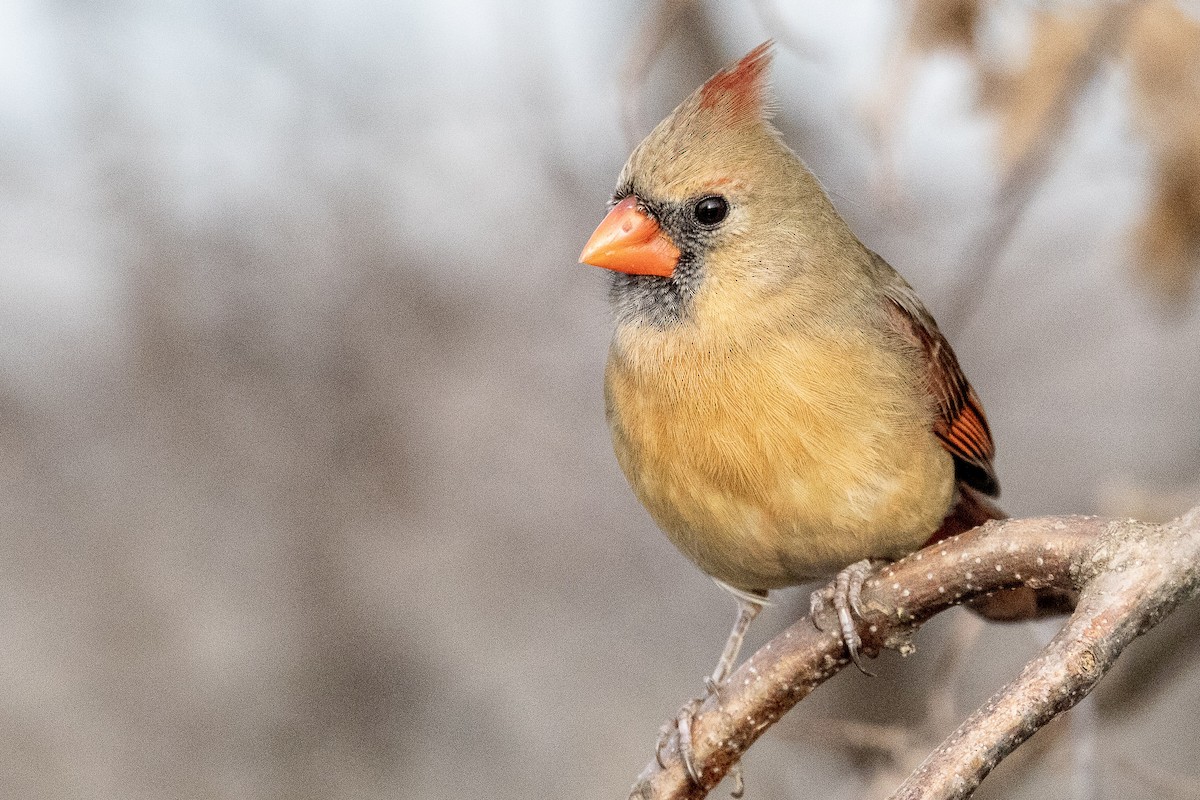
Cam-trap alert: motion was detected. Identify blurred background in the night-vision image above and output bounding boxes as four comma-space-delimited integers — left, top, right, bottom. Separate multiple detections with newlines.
3, 0, 1200, 797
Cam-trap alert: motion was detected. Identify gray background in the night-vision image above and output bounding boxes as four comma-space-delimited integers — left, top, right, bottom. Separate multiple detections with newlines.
2, 1, 1199, 798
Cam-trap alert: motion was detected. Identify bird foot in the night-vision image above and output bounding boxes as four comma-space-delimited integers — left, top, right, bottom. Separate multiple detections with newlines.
655, 689, 706, 782
656, 596, 762, 793
810, 559, 888, 676
655, 678, 747, 796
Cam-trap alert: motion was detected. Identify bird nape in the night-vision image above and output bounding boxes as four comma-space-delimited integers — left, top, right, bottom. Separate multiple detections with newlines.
578, 41, 1056, 786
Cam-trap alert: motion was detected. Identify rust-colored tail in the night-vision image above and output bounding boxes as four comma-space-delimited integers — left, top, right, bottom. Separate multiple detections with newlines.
927, 486, 1076, 621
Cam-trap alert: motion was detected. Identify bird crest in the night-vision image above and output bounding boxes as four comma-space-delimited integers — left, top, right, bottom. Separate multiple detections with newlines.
697, 41, 774, 125
617, 40, 785, 208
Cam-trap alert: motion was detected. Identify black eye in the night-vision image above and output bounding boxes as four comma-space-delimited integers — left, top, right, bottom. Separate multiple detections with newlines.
693, 195, 729, 227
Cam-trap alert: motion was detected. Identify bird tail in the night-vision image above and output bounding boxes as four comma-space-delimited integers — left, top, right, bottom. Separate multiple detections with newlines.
925, 483, 1006, 544
926, 485, 1077, 621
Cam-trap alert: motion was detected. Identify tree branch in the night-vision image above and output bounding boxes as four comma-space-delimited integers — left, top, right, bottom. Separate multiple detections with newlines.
629, 507, 1200, 800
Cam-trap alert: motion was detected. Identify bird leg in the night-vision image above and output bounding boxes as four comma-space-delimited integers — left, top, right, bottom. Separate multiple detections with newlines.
709, 593, 764, 686
657, 594, 765, 792
810, 559, 889, 675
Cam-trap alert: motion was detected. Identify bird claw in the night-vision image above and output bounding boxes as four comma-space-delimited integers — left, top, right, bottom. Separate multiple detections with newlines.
654, 718, 674, 769
730, 762, 745, 798
655, 679, 747, 796
655, 691, 706, 783
676, 699, 703, 784
657, 596, 762, 793
809, 559, 887, 676
809, 585, 833, 631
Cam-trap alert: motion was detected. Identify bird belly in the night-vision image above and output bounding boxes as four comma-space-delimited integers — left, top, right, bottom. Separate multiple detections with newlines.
605, 334, 956, 592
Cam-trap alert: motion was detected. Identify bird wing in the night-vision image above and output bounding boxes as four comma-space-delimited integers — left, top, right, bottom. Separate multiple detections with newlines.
872, 252, 1000, 497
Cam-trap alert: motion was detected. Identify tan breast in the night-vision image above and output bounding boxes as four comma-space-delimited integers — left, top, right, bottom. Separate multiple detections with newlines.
605, 320, 955, 592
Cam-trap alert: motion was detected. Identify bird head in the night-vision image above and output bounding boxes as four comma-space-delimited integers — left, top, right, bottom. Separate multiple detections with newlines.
580, 42, 851, 328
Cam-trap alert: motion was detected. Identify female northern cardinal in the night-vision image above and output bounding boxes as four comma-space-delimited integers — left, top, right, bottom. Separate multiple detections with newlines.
580, 41, 1024, 779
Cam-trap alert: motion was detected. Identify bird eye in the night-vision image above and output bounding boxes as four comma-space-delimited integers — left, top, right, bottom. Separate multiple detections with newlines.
693, 196, 729, 227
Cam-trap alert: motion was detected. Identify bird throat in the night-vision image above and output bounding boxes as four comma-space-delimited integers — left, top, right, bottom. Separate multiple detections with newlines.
608, 256, 703, 329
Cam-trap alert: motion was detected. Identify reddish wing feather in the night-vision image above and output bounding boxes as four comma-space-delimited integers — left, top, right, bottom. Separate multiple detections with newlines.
880, 273, 1000, 497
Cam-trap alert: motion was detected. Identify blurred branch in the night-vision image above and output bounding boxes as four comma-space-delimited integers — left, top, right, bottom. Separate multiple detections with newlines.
866, 0, 981, 209
618, 0, 697, 147
1116, 754, 1200, 800
629, 504, 1200, 800
783, 612, 989, 799
940, 1, 1137, 335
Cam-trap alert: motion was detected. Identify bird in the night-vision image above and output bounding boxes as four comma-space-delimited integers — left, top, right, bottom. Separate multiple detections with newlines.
578, 41, 1047, 783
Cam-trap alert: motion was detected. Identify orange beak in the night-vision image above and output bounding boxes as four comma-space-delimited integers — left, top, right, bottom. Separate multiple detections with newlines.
578, 196, 680, 278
